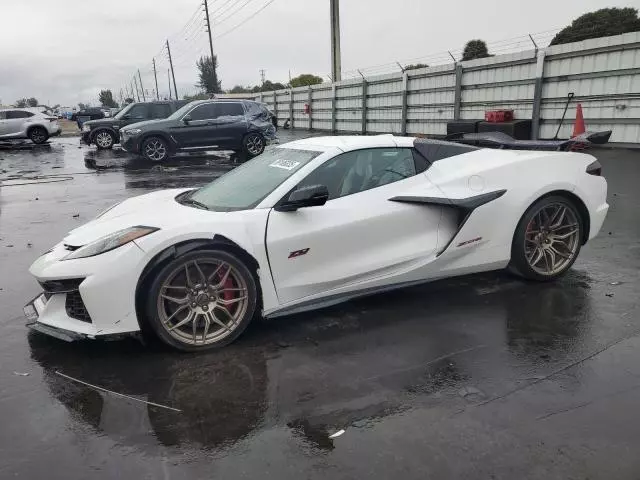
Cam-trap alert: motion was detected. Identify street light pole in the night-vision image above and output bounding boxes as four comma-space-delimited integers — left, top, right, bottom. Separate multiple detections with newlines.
203, 0, 217, 94
330, 0, 342, 82
166, 40, 179, 100
137, 69, 146, 102
152, 58, 160, 100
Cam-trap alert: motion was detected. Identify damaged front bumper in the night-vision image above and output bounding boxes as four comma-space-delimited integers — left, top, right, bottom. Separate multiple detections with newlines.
24, 293, 88, 342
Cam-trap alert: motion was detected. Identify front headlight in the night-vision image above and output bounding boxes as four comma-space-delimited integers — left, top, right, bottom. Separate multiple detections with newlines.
63, 226, 159, 260
82, 124, 91, 132
123, 128, 142, 136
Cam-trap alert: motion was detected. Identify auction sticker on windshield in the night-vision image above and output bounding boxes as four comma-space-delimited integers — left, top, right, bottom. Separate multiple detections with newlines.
269, 159, 301, 170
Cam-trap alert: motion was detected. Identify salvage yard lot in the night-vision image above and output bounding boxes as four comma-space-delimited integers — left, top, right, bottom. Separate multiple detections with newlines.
1, 134, 639, 479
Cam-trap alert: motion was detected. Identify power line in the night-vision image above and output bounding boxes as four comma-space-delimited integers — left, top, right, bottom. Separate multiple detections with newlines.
214, 0, 258, 25
215, 0, 278, 39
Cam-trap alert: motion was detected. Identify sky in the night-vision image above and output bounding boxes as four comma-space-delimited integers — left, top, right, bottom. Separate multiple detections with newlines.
0, 0, 636, 107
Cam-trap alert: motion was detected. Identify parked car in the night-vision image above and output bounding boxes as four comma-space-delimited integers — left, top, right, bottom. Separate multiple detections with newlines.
0, 108, 61, 144
81, 101, 188, 149
74, 107, 105, 128
24, 135, 608, 351
119, 99, 277, 162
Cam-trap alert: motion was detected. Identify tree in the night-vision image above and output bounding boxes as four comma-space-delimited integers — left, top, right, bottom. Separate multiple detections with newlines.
462, 40, 491, 61
27, 97, 38, 107
183, 92, 209, 101
98, 90, 118, 108
550, 7, 640, 45
124, 98, 134, 104
228, 85, 252, 94
289, 74, 323, 88
196, 55, 222, 94
404, 63, 428, 71
250, 80, 287, 93
15, 98, 27, 107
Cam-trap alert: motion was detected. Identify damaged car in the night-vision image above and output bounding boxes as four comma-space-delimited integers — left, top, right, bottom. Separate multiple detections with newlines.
119, 99, 277, 162
25, 135, 608, 352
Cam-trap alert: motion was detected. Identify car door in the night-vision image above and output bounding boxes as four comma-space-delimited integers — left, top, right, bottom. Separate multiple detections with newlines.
0, 110, 31, 137
266, 147, 442, 305
209, 102, 247, 149
121, 104, 148, 126
150, 103, 172, 120
0, 111, 9, 136
169, 103, 218, 149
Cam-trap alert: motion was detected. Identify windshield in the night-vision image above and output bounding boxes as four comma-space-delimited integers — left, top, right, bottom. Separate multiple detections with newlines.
114, 103, 135, 119
167, 101, 198, 120
188, 148, 322, 211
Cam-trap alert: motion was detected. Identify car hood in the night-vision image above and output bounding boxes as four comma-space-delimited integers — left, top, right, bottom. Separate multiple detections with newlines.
84, 118, 120, 128
124, 118, 173, 130
62, 188, 218, 247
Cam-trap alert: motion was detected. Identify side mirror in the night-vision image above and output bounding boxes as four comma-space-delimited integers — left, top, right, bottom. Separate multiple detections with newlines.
276, 184, 329, 212
182, 115, 192, 124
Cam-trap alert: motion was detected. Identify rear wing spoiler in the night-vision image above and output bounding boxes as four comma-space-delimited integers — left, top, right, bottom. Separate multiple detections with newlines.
444, 131, 611, 152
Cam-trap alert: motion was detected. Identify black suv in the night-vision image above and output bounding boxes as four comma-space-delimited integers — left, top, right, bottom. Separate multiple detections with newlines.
81, 101, 187, 149
119, 99, 277, 162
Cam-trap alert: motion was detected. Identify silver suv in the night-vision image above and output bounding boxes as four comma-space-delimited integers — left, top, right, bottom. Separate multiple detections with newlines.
0, 108, 61, 144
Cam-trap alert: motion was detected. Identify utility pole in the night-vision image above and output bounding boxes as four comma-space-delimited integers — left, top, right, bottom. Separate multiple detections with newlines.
260, 69, 266, 86
203, 0, 217, 94
132, 78, 140, 102
152, 59, 160, 100
119, 88, 124, 105
166, 40, 179, 100
330, 0, 342, 82
167, 69, 172, 100
137, 70, 146, 102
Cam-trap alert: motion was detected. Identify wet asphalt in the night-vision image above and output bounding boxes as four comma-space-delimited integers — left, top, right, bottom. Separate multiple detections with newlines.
0, 134, 639, 479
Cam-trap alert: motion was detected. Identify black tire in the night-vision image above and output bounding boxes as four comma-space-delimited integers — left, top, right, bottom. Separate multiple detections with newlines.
144, 249, 258, 352
94, 130, 115, 149
29, 126, 49, 144
509, 195, 584, 281
142, 136, 169, 162
242, 133, 266, 158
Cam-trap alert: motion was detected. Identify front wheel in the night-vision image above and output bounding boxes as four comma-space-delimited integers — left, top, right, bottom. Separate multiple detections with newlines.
142, 136, 169, 162
29, 127, 49, 144
94, 130, 115, 149
510, 195, 583, 281
145, 249, 258, 352
242, 133, 265, 158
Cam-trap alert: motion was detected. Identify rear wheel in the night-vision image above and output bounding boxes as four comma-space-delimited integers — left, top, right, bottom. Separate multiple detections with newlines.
510, 195, 583, 281
94, 130, 115, 149
242, 133, 265, 158
145, 249, 257, 352
29, 126, 49, 144
142, 136, 169, 162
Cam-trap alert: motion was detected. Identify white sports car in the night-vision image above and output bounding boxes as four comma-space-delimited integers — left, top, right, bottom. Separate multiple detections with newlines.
25, 135, 608, 351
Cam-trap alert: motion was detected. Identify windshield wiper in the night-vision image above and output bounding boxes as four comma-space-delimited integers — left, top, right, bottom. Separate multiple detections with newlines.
181, 198, 210, 210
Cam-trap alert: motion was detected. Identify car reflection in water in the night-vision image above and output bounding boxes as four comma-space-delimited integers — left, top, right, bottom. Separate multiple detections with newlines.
29, 270, 593, 455
83, 145, 246, 190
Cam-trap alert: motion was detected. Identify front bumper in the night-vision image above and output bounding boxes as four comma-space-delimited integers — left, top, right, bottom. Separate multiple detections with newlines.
120, 132, 142, 154
26, 241, 148, 338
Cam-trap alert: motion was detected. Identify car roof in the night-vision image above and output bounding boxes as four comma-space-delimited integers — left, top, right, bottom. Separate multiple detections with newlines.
282, 135, 414, 152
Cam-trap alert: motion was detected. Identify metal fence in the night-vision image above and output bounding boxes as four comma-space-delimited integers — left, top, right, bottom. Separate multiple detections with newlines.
258, 32, 640, 144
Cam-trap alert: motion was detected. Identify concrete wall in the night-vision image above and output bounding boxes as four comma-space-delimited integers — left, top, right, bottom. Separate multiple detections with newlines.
258, 32, 640, 144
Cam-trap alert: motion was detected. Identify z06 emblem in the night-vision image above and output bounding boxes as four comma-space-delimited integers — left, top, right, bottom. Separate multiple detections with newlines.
288, 248, 310, 259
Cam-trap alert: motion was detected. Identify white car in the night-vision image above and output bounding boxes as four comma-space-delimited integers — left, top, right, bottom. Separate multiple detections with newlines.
25, 136, 608, 351
0, 108, 61, 144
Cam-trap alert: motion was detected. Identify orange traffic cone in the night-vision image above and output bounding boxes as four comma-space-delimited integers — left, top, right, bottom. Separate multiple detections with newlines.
572, 103, 585, 138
